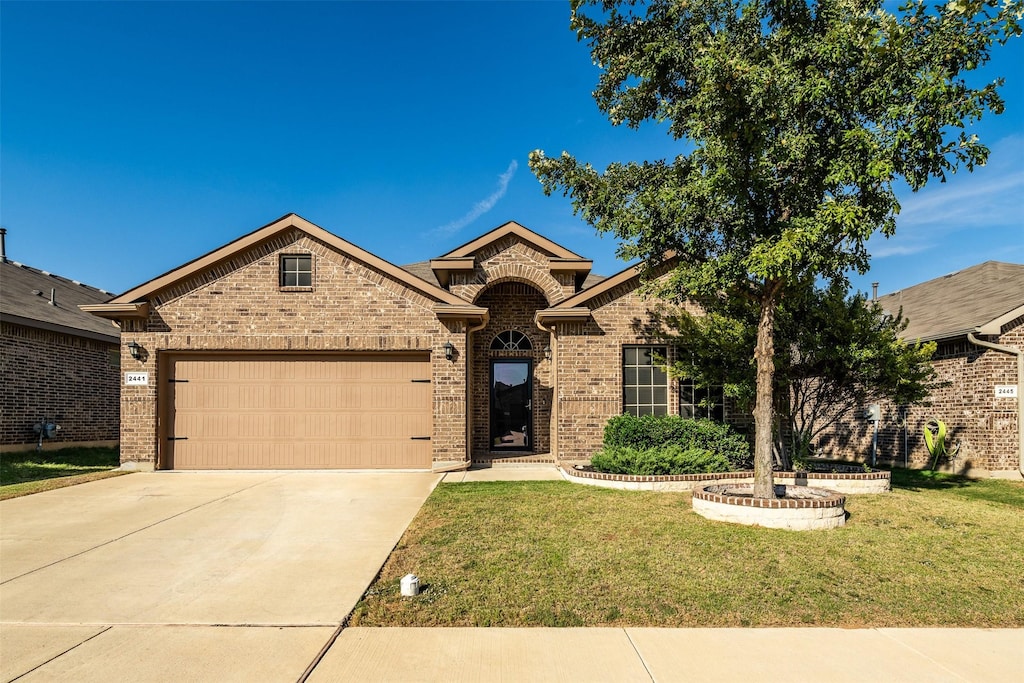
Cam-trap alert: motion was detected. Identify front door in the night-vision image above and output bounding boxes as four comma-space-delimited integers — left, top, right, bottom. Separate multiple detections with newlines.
490, 359, 532, 450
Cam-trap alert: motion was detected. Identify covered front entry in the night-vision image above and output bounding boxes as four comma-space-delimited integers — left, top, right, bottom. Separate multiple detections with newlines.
164, 353, 432, 469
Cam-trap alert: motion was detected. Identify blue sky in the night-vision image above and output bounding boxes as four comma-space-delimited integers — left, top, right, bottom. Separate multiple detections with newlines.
2, 1, 1021, 299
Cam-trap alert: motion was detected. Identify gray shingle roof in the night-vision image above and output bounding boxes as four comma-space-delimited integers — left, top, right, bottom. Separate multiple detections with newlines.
877, 261, 1024, 341
0, 259, 119, 342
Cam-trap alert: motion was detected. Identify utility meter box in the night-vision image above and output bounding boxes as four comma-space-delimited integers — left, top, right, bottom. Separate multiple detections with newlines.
863, 404, 881, 422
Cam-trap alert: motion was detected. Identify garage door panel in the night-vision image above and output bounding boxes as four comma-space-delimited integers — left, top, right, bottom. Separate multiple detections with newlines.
168, 354, 432, 469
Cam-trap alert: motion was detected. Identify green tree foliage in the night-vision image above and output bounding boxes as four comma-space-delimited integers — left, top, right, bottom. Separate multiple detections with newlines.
530, 0, 1020, 497
659, 284, 941, 468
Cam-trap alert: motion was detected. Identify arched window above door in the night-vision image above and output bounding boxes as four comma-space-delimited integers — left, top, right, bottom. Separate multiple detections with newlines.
490, 330, 532, 351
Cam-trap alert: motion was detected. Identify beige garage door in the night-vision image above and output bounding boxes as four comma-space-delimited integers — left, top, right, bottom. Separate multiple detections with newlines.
166, 354, 432, 469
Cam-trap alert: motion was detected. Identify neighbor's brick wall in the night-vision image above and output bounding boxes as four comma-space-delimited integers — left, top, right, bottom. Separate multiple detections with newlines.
118, 229, 466, 468
819, 317, 1022, 473
1, 321, 119, 446
470, 282, 552, 456
554, 279, 706, 461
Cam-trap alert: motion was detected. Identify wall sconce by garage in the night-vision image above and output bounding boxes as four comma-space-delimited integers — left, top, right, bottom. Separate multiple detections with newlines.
127, 341, 144, 361
443, 341, 455, 361
544, 345, 552, 361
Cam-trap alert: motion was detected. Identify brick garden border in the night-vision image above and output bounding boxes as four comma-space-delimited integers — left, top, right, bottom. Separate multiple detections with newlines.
692, 483, 847, 530
559, 464, 890, 494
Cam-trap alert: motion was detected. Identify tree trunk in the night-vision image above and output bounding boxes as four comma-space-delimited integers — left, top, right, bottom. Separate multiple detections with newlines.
752, 286, 779, 498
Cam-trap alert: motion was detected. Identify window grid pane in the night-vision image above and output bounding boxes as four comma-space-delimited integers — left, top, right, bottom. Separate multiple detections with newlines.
622, 346, 668, 416
281, 255, 312, 287
678, 378, 725, 421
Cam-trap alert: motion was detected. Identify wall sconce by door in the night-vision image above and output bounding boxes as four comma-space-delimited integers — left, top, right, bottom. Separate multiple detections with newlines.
127, 341, 144, 361
544, 345, 552, 361
443, 341, 455, 361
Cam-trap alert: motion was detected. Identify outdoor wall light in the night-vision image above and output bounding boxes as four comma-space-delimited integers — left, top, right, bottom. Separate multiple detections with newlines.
544, 345, 552, 361
128, 341, 144, 361
443, 341, 455, 361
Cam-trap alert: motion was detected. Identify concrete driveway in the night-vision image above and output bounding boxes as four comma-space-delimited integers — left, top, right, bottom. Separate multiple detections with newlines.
0, 471, 439, 682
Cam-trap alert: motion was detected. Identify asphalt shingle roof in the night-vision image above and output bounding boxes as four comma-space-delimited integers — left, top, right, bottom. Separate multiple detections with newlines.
0, 259, 119, 341
877, 261, 1024, 341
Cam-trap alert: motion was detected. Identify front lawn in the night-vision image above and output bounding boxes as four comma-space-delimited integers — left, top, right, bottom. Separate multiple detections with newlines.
353, 469, 1024, 627
0, 447, 126, 500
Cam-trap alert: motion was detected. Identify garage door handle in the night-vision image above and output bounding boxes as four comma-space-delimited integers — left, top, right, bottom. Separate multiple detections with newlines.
167, 436, 188, 441
411, 379, 431, 383
410, 436, 431, 441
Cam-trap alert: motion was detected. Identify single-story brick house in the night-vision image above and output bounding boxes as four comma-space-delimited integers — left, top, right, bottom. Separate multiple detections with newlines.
84, 213, 717, 471
822, 261, 1023, 478
1, 232, 121, 450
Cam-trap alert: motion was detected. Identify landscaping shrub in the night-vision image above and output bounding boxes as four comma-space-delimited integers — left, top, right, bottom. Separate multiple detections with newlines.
590, 444, 734, 476
602, 414, 751, 469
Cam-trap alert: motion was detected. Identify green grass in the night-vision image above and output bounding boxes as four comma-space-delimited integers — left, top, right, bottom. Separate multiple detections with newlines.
353, 470, 1024, 628
1, 447, 126, 500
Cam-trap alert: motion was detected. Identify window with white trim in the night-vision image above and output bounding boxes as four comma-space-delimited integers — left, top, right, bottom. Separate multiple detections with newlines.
622, 346, 668, 416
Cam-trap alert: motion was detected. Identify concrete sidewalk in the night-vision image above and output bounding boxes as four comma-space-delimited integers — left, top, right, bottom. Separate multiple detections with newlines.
310, 627, 1023, 682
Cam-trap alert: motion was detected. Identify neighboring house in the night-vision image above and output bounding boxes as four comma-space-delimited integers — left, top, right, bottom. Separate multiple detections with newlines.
0, 232, 121, 450
84, 213, 716, 471
822, 261, 1024, 478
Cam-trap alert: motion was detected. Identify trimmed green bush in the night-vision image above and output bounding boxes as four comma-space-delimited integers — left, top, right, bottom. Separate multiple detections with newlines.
590, 445, 734, 476
601, 414, 751, 470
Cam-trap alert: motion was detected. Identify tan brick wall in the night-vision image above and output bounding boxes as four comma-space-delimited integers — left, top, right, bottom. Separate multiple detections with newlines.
554, 279, 706, 461
450, 236, 572, 304
118, 230, 466, 468
1, 321, 119, 446
819, 318, 1022, 474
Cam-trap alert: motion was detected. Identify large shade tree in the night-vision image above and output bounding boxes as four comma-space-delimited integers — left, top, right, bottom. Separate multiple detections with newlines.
530, 0, 1021, 498
655, 283, 941, 469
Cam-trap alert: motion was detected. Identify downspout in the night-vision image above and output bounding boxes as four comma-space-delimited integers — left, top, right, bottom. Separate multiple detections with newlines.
967, 332, 1024, 477
535, 319, 557, 463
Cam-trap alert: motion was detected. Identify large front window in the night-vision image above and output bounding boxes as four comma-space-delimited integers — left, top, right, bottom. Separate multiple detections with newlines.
622, 346, 668, 416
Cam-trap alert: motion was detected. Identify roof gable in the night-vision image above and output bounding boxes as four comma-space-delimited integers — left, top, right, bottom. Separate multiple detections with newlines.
440, 221, 584, 260
105, 214, 466, 307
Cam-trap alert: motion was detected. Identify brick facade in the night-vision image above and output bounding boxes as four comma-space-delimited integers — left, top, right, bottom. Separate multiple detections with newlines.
819, 318, 1022, 475
116, 229, 466, 468
1, 321, 119, 447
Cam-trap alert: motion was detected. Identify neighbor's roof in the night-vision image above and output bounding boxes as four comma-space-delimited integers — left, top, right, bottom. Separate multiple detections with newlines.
0, 258, 119, 342
878, 261, 1024, 342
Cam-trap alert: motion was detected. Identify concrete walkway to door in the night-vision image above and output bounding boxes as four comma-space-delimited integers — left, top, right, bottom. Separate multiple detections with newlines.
0, 471, 439, 682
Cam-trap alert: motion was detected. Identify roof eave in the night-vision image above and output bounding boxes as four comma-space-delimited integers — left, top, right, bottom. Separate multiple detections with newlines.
79, 302, 150, 320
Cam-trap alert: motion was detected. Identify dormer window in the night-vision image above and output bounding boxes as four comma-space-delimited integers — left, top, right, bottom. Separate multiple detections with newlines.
280, 254, 312, 288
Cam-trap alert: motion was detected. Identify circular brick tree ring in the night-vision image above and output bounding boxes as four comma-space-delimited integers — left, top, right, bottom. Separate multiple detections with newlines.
692, 484, 846, 530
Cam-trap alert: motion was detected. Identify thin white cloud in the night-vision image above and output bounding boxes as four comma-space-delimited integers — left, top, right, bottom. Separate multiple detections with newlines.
433, 160, 518, 237
869, 134, 1024, 259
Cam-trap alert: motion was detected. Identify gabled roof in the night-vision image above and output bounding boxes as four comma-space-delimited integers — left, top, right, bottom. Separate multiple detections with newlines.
0, 259, 119, 342
878, 261, 1024, 341
440, 221, 584, 259
99, 213, 467, 309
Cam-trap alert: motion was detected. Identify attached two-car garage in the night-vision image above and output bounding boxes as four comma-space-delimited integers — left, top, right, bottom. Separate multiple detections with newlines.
164, 353, 432, 470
